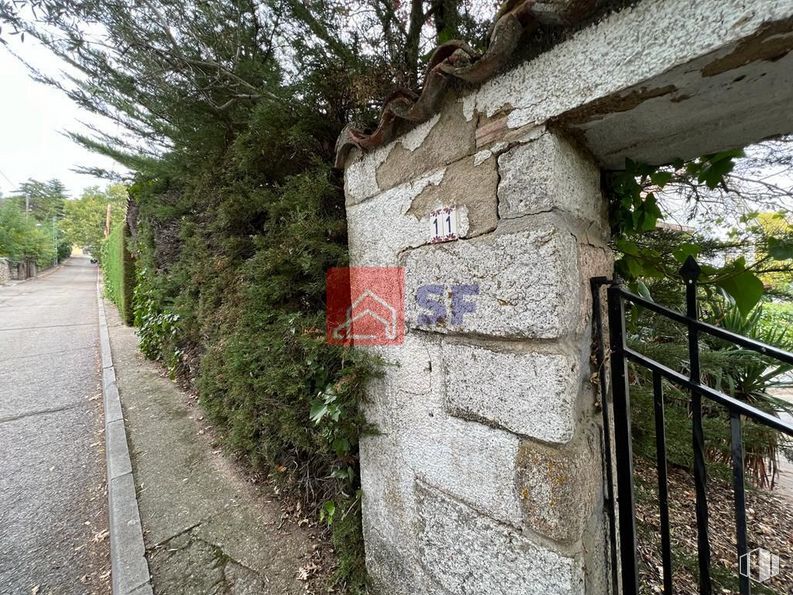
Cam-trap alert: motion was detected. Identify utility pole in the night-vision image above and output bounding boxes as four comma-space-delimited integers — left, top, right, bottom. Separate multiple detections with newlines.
104, 203, 112, 238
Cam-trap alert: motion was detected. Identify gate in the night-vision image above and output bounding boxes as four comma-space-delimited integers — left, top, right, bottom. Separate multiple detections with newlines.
592, 257, 793, 595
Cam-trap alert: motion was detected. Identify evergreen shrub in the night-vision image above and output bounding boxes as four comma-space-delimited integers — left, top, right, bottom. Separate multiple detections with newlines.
102, 221, 136, 325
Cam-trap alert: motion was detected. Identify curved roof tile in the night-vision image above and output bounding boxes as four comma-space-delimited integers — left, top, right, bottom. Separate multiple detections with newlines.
334, 0, 597, 168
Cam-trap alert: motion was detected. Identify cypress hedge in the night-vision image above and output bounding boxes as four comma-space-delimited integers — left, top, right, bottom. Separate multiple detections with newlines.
102, 221, 136, 325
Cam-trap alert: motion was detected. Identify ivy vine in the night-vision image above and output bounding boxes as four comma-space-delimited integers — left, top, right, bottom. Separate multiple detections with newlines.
606, 149, 792, 315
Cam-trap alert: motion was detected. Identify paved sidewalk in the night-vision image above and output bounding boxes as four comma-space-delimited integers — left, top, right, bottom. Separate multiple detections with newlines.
0, 256, 109, 594
104, 301, 320, 594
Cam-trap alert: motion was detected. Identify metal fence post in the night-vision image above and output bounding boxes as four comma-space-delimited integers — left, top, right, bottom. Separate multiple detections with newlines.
681, 256, 712, 594
607, 283, 639, 593
730, 412, 750, 594
591, 277, 619, 595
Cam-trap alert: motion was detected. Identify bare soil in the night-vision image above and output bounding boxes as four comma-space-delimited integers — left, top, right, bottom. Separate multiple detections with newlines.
635, 458, 793, 594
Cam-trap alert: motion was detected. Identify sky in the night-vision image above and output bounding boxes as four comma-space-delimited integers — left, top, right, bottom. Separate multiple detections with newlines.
0, 35, 125, 199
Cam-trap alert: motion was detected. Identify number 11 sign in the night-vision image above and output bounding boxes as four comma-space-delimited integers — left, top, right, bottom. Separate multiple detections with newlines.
429, 206, 459, 244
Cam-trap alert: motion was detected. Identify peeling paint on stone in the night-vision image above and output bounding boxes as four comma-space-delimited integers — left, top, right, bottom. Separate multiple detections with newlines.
555, 85, 677, 126
347, 169, 452, 266
473, 149, 493, 166
475, 112, 510, 147
477, 116, 546, 148
375, 100, 477, 191
702, 17, 793, 77
490, 141, 510, 154
407, 155, 498, 238
468, 0, 793, 131
344, 144, 392, 205
461, 93, 477, 121
400, 113, 442, 151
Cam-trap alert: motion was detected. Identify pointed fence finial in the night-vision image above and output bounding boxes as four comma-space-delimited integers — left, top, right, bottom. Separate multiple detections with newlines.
680, 255, 701, 282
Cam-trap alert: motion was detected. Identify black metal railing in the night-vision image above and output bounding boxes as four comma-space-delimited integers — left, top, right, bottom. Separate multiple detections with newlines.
592, 256, 793, 595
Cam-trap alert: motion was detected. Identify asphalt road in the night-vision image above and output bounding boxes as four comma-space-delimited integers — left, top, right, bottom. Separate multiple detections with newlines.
0, 256, 110, 594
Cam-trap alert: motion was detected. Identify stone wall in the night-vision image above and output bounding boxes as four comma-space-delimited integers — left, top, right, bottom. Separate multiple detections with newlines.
340, 2, 793, 592
0, 258, 9, 285
343, 97, 611, 594
8, 259, 37, 281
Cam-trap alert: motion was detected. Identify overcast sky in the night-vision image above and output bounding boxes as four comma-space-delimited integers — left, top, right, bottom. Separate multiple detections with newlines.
0, 35, 125, 198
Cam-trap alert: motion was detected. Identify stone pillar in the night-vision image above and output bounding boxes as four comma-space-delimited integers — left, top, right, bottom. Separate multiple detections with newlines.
343, 95, 612, 594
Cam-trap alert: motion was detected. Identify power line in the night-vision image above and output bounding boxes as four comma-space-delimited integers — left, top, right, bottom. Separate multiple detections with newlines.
0, 167, 13, 187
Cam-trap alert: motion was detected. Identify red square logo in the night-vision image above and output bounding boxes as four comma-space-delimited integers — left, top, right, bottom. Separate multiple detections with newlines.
326, 267, 404, 346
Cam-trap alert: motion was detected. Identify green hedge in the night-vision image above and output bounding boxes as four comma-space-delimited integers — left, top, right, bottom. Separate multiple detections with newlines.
102, 221, 136, 324
129, 163, 378, 590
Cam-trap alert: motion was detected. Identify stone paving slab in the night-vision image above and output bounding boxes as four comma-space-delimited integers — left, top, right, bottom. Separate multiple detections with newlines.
104, 301, 319, 594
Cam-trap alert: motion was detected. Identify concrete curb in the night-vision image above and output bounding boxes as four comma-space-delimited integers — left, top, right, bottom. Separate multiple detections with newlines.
97, 281, 153, 595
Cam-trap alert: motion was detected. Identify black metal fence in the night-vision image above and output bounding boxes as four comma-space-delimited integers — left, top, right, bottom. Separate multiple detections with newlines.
592, 257, 793, 595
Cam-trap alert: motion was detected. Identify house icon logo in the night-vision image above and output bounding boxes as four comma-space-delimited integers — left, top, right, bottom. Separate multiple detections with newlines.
326, 267, 404, 346
332, 290, 399, 342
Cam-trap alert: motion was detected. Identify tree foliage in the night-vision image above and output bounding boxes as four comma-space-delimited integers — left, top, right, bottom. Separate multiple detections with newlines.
0, 198, 60, 265
61, 184, 127, 255
0, 1, 498, 589
8, 177, 68, 221
607, 151, 793, 315
0, 0, 495, 175
0, 177, 72, 265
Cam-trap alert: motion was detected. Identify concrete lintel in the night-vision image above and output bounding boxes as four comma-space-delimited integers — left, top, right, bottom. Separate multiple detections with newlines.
561, 33, 793, 167
471, 0, 793, 169
528, 1, 793, 167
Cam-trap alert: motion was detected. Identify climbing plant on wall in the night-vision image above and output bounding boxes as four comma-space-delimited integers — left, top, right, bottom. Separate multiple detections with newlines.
606, 149, 793, 315
605, 146, 793, 486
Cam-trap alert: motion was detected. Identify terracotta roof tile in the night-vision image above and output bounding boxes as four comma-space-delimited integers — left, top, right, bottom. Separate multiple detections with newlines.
335, 0, 598, 168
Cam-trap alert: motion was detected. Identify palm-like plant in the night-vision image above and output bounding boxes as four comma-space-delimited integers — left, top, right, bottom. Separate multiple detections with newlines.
628, 295, 793, 486
700, 299, 793, 485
